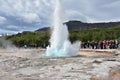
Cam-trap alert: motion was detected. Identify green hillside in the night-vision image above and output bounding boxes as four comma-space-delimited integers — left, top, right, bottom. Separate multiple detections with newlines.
6, 32, 50, 47
6, 25, 120, 47
70, 24, 120, 42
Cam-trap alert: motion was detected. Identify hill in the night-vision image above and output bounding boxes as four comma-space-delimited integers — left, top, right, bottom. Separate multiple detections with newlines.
6, 23, 120, 47
35, 20, 120, 32
35, 27, 50, 32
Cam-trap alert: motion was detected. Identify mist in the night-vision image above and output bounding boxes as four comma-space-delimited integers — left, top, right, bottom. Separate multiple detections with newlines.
0, 37, 17, 52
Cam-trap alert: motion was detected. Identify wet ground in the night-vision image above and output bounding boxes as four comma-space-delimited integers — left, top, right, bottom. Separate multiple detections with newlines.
0, 48, 120, 80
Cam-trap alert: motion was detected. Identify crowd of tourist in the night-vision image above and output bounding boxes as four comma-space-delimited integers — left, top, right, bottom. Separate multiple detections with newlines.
81, 40, 120, 49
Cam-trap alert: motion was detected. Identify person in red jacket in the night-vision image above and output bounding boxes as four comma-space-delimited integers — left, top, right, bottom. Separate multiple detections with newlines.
109, 40, 113, 49
103, 40, 107, 49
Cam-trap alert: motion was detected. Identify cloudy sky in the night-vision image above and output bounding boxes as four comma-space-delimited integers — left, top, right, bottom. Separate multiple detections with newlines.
0, 0, 120, 35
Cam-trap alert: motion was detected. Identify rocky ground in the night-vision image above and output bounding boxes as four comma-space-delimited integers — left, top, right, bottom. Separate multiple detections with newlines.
0, 48, 120, 80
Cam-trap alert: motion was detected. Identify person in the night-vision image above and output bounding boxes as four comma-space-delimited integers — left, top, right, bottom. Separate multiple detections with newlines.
109, 40, 113, 49
95, 41, 98, 49
84, 42, 87, 48
113, 40, 116, 49
81, 41, 84, 48
118, 40, 120, 48
91, 41, 95, 49
87, 41, 90, 48
118, 43, 120, 48
98, 41, 101, 49
24, 45, 27, 49
103, 40, 107, 49
106, 40, 109, 49
100, 41, 103, 49
115, 39, 119, 49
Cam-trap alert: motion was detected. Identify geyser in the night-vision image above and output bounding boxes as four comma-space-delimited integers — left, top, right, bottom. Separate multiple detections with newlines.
46, 0, 80, 57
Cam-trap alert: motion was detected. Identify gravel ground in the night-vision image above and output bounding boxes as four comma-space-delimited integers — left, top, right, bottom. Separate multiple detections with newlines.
0, 49, 120, 80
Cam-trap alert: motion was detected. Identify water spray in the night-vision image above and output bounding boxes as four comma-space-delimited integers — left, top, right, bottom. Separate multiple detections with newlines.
46, 0, 80, 57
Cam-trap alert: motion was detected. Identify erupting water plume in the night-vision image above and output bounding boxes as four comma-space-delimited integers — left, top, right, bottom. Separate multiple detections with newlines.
46, 0, 80, 57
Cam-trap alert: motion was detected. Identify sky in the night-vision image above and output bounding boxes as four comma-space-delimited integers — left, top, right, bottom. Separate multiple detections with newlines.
0, 0, 120, 35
